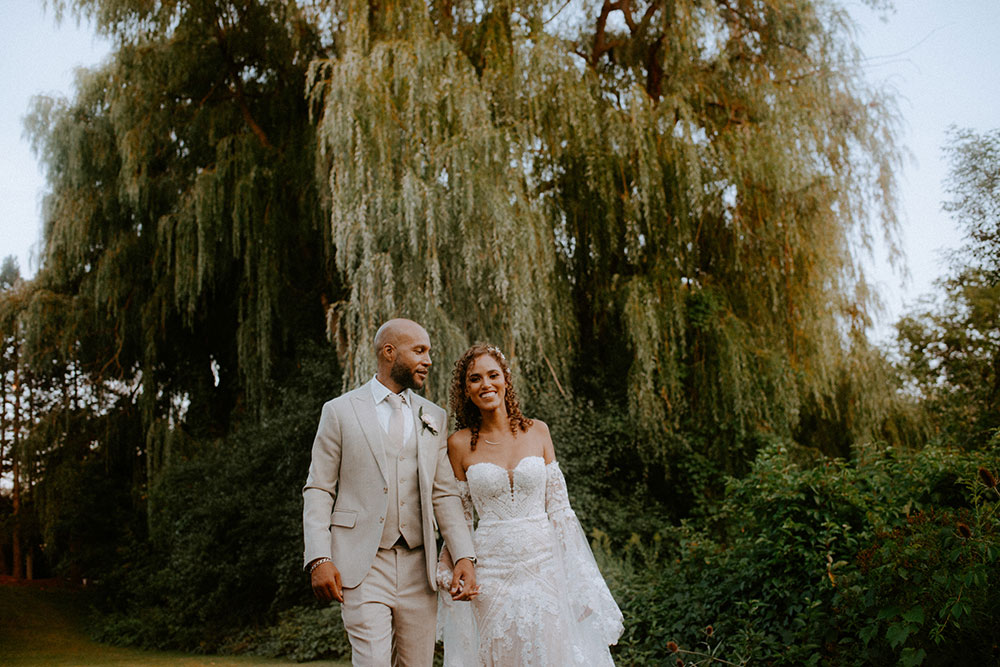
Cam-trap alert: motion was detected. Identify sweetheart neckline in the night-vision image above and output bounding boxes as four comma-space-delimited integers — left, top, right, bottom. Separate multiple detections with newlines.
466, 455, 545, 475
466, 456, 547, 499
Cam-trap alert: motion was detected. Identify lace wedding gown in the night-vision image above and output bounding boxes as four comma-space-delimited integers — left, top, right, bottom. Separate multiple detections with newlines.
437, 456, 623, 666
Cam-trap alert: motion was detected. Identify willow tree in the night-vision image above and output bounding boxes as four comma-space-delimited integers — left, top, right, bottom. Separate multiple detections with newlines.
313, 0, 901, 461
309, 3, 577, 397
28, 1, 337, 484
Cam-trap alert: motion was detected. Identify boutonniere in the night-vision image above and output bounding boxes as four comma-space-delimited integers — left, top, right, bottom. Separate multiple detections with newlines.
418, 406, 439, 435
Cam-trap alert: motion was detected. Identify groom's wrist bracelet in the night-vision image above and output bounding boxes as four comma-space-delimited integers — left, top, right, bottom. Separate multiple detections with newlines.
308, 557, 331, 574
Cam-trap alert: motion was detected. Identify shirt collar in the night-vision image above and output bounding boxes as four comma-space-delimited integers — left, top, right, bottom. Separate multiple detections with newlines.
370, 375, 410, 406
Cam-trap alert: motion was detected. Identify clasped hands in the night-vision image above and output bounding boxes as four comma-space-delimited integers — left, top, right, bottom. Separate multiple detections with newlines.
310, 557, 478, 603
449, 557, 480, 601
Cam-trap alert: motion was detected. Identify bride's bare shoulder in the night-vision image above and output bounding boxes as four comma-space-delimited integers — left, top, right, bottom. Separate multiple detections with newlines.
524, 419, 555, 462
447, 428, 473, 450
525, 418, 549, 434
447, 428, 474, 478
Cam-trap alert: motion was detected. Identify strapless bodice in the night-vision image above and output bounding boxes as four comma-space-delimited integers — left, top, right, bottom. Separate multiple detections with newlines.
465, 455, 547, 524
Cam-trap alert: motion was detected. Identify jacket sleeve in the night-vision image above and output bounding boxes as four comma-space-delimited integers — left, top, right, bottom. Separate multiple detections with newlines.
431, 413, 476, 564
302, 400, 343, 569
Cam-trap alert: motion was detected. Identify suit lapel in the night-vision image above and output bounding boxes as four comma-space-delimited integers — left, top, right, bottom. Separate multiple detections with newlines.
351, 391, 388, 483
410, 396, 434, 489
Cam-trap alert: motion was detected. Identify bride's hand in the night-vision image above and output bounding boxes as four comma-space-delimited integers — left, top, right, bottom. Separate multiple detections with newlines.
450, 558, 479, 601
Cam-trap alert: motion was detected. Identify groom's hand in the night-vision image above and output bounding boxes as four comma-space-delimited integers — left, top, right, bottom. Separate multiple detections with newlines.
310, 560, 344, 603
450, 558, 478, 601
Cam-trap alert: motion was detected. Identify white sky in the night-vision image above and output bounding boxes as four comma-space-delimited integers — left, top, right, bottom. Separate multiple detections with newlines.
1, 2, 998, 343
853, 1, 1000, 341
1, 3, 110, 277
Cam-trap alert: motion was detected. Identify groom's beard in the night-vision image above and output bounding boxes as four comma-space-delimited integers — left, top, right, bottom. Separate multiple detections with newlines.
390, 358, 423, 391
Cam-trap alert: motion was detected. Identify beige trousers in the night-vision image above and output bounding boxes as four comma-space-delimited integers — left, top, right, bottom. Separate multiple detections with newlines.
340, 544, 437, 667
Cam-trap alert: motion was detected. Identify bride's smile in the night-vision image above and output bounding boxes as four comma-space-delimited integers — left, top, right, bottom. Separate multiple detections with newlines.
465, 355, 507, 411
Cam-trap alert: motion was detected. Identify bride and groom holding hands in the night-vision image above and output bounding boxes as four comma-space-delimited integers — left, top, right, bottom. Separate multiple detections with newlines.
302, 318, 623, 666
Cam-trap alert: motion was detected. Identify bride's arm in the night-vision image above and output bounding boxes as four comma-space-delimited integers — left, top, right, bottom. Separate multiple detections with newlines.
543, 434, 624, 645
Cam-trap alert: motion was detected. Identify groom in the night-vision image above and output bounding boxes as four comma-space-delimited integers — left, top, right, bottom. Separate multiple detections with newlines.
303, 318, 477, 666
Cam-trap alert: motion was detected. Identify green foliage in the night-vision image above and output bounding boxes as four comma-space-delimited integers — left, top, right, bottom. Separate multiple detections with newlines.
891, 127, 1000, 450
0, 256, 19, 289
312, 0, 905, 468
6, 0, 945, 660
529, 391, 676, 542
311, 16, 575, 402
92, 343, 344, 653
943, 127, 1000, 282
26, 0, 337, 486
837, 504, 1000, 665
895, 269, 1000, 449
219, 605, 351, 662
601, 440, 1000, 665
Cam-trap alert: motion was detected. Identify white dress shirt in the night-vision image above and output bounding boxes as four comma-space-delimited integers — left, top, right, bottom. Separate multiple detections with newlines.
370, 376, 414, 442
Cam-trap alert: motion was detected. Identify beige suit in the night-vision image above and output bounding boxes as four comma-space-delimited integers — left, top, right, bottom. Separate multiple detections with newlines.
302, 381, 474, 665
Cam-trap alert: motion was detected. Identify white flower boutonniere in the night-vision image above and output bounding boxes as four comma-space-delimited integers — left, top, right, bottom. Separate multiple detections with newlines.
418, 406, 439, 435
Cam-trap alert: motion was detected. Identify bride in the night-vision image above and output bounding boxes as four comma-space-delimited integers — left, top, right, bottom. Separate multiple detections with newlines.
436, 343, 623, 666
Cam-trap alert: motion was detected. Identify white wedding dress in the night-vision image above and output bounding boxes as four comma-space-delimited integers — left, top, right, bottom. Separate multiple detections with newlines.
437, 456, 623, 666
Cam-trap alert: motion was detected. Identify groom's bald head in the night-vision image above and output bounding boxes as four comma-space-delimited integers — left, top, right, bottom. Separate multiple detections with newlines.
374, 319, 432, 392
374, 318, 426, 357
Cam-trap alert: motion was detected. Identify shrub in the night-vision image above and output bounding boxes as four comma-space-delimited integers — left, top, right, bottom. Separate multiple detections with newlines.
93, 343, 346, 654
603, 437, 1000, 665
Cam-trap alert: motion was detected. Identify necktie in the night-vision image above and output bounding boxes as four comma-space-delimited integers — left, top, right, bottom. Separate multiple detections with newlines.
387, 392, 405, 447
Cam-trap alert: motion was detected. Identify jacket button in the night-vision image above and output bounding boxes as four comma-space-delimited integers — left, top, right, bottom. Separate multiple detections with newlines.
383, 487, 388, 493
379, 517, 384, 523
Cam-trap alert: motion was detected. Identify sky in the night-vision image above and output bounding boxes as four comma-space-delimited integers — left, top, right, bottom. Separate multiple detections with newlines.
1, 1, 998, 343
852, 1, 1000, 340
1, 3, 109, 271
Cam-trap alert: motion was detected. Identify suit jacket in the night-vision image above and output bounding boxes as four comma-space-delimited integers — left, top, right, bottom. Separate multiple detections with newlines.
302, 383, 475, 590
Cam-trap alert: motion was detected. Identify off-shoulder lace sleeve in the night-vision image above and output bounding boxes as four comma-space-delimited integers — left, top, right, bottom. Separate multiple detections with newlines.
545, 461, 624, 648
436, 480, 479, 666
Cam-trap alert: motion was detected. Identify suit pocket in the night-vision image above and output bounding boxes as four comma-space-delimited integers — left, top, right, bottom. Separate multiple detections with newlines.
331, 509, 357, 528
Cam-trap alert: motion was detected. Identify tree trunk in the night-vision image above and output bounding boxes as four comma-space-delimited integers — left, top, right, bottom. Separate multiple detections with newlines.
11, 354, 22, 580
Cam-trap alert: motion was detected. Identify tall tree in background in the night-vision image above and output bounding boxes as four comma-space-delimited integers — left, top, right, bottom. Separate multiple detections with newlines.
944, 127, 1000, 284
313, 0, 903, 464
896, 127, 1000, 448
27, 1, 336, 492
1, 258, 27, 577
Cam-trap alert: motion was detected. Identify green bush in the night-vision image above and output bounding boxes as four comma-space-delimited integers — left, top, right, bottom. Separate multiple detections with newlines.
603, 437, 1000, 666
834, 465, 1000, 665
220, 604, 351, 662
93, 343, 347, 656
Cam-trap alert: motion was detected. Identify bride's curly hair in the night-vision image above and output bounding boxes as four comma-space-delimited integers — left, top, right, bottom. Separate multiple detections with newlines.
449, 343, 532, 450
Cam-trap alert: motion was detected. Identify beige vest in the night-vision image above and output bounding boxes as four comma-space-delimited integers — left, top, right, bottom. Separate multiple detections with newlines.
379, 415, 422, 549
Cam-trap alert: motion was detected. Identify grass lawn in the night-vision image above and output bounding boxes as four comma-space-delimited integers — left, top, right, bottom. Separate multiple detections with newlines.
0, 578, 349, 666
